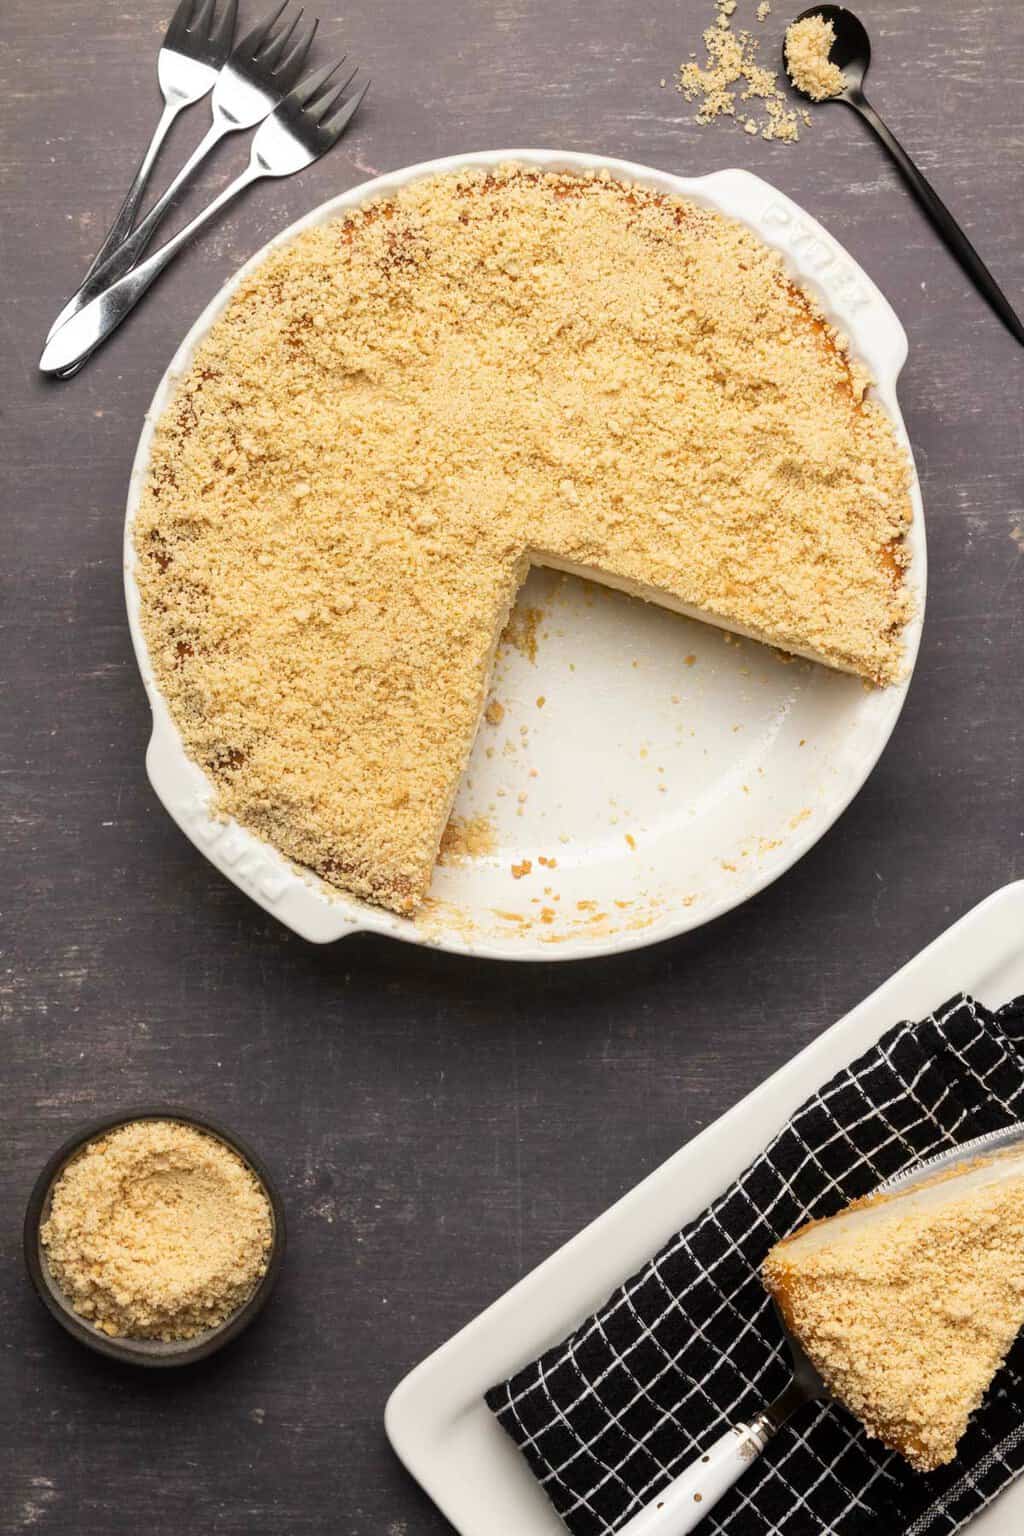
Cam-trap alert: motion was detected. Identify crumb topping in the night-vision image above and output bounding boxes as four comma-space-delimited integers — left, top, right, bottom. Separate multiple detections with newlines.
41, 1120, 272, 1341
785, 14, 848, 101
678, 0, 805, 140
135, 165, 913, 916
764, 1167, 1024, 1470
438, 813, 496, 865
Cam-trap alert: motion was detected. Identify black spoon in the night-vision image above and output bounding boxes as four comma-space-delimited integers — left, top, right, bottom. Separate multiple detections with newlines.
786, 5, 1024, 346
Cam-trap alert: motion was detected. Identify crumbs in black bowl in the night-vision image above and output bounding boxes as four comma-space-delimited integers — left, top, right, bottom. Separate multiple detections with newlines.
40, 1116, 274, 1342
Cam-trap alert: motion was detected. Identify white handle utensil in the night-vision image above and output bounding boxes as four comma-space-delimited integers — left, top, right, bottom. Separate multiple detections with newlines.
617, 1353, 823, 1535
616, 1420, 776, 1535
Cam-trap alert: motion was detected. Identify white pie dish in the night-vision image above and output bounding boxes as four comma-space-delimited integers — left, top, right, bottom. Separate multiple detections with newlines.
124, 148, 926, 959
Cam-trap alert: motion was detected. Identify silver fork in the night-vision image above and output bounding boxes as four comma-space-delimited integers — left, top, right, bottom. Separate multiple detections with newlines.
47, 0, 237, 342
39, 62, 369, 377
48, 0, 318, 346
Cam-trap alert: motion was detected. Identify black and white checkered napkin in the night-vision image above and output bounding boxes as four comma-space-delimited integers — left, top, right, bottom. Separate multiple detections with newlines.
487, 993, 1024, 1536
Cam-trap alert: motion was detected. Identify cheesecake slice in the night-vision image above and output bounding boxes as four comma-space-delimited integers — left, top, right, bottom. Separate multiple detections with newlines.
763, 1147, 1024, 1471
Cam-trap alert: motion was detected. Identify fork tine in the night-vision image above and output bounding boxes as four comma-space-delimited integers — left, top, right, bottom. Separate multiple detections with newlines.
210, 0, 239, 51
257, 5, 302, 69
276, 15, 318, 84
190, 0, 216, 37
235, 0, 289, 62
164, 0, 198, 49
309, 66, 359, 123
288, 56, 345, 108
322, 77, 370, 141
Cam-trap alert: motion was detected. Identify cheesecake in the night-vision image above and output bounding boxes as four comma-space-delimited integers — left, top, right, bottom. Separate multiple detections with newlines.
763, 1146, 1024, 1471
134, 164, 914, 916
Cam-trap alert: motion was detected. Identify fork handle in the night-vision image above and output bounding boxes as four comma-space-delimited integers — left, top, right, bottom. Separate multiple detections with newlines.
57, 118, 233, 329
47, 98, 184, 343
39, 162, 265, 377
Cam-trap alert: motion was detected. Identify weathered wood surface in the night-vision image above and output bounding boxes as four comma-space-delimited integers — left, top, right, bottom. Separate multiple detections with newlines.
1, 0, 1022, 1530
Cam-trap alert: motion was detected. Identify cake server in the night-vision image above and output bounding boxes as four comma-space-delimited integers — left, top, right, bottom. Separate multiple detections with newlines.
786, 5, 1024, 348
618, 1120, 1024, 1535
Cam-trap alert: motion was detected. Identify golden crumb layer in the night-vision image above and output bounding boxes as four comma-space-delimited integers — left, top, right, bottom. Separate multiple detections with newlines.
678, 0, 806, 141
785, 14, 848, 101
41, 1120, 272, 1341
763, 1160, 1024, 1471
134, 164, 913, 915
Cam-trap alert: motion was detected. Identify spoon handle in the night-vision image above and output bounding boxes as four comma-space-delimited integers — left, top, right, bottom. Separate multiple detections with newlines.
845, 91, 1024, 346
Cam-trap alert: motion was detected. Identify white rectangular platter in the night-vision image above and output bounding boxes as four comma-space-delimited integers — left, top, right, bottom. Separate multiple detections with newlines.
386, 882, 1024, 1535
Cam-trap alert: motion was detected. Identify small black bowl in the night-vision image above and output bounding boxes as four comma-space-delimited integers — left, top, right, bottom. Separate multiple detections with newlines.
24, 1106, 286, 1367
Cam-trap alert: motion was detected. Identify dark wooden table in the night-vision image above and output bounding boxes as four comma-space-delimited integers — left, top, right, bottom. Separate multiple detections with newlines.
2, 1, 1022, 1530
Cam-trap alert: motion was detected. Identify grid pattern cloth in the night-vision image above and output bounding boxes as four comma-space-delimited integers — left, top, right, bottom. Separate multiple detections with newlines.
486, 993, 1024, 1536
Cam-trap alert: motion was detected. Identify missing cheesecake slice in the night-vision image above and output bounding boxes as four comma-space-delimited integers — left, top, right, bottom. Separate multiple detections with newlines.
763, 1145, 1024, 1472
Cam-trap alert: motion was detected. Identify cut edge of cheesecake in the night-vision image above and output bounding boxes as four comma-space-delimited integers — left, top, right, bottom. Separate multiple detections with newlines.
318, 543, 908, 916
315, 553, 532, 917
763, 1146, 1024, 1472
531, 549, 909, 682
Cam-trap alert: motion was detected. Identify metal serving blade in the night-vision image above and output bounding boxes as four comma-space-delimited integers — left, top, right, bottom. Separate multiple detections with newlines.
620, 1120, 1024, 1533
874, 1121, 1024, 1196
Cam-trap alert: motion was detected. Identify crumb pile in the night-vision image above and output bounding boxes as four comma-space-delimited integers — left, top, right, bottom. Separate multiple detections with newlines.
764, 1162, 1024, 1470
135, 165, 913, 917
785, 13, 848, 101
41, 1120, 273, 1341
438, 813, 497, 865
677, 0, 808, 141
